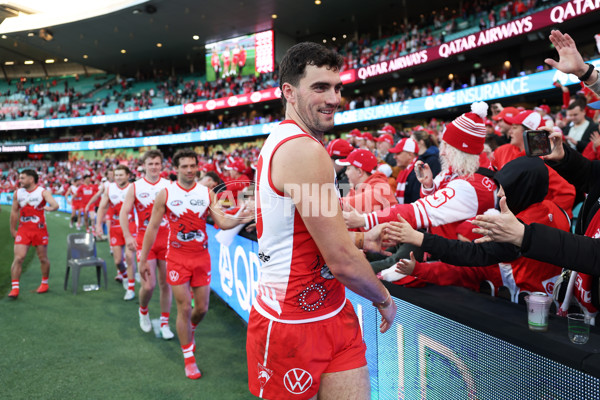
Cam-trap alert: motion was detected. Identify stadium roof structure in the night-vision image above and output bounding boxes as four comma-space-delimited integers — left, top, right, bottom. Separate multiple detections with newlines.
0, 0, 450, 75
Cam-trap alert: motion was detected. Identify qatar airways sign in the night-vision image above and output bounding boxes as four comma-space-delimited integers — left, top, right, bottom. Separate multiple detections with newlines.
355, 0, 598, 80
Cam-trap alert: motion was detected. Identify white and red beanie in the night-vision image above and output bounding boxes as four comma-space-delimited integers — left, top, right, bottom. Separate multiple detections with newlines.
442, 101, 488, 155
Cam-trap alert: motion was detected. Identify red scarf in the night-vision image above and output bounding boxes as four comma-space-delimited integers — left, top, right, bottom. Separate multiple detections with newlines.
395, 159, 417, 204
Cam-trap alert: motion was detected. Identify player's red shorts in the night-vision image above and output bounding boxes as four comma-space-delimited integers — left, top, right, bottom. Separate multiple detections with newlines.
15, 227, 49, 246
246, 300, 367, 400
72, 200, 83, 211
109, 225, 125, 246
136, 230, 168, 261
166, 250, 211, 287
109, 221, 137, 247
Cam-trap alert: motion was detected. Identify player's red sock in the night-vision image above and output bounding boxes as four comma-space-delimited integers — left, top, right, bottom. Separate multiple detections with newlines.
160, 312, 169, 328
127, 279, 135, 291
140, 306, 149, 315
8, 280, 19, 298
181, 343, 201, 379
37, 277, 49, 294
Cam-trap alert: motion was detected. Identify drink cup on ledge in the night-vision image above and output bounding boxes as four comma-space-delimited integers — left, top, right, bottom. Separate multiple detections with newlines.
524, 292, 552, 332
567, 313, 590, 344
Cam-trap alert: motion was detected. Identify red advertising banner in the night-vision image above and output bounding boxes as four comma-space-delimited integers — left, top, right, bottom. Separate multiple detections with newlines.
352, 0, 598, 81
183, 87, 282, 114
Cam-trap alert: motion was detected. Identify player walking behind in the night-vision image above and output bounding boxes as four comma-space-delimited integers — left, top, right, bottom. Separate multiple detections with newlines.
120, 150, 175, 339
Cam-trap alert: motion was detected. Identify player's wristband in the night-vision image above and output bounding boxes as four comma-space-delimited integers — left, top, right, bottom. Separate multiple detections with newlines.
578, 63, 595, 82
373, 293, 392, 309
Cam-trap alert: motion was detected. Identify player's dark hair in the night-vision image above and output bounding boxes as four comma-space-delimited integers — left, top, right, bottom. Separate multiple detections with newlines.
173, 149, 198, 167
141, 149, 164, 164
115, 164, 131, 175
20, 169, 38, 184
279, 42, 343, 108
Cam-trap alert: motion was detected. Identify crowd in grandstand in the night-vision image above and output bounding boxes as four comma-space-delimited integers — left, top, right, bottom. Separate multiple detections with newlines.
0, 0, 566, 124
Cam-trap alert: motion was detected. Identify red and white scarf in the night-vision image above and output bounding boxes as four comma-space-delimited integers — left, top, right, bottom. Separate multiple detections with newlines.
395, 159, 417, 204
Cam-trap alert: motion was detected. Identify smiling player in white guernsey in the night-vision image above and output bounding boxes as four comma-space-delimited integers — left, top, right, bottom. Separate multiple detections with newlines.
139, 149, 252, 380
120, 150, 174, 340
246, 42, 397, 400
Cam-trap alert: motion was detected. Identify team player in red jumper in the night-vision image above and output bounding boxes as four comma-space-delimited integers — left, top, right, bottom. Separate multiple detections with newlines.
120, 150, 174, 340
66, 176, 82, 229
76, 175, 97, 233
246, 42, 397, 400
139, 149, 253, 380
96, 165, 137, 300
8, 169, 59, 298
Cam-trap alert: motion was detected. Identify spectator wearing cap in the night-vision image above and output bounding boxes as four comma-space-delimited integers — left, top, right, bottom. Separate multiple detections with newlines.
346, 128, 361, 147
221, 160, 251, 206
563, 100, 598, 153
375, 132, 396, 166
345, 102, 498, 244
379, 124, 402, 149
356, 131, 376, 153
534, 104, 553, 124
326, 138, 354, 192
493, 109, 576, 216
491, 106, 518, 144
390, 138, 420, 205
411, 130, 441, 179
337, 149, 397, 215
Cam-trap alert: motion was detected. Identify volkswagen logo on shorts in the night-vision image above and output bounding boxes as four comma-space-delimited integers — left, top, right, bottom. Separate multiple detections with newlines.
170, 200, 183, 206
168, 270, 179, 282
283, 368, 313, 395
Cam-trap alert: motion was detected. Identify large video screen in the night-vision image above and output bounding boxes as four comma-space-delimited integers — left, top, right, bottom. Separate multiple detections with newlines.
205, 30, 274, 82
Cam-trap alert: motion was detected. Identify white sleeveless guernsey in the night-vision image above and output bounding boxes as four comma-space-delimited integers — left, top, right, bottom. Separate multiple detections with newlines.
254, 120, 346, 324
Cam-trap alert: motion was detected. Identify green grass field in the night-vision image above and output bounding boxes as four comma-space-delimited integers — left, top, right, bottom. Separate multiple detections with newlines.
0, 211, 254, 400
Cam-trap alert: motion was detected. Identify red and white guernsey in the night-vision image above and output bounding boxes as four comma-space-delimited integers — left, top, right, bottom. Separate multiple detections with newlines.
133, 177, 170, 237
107, 182, 132, 228
16, 186, 47, 229
254, 120, 346, 323
164, 182, 210, 256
